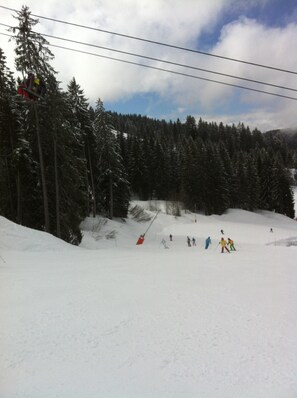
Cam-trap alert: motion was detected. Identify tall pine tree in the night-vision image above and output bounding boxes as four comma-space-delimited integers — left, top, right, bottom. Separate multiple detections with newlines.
93, 99, 130, 218
11, 6, 55, 232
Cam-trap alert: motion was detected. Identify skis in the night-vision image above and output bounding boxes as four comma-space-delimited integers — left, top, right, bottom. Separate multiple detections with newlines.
16, 87, 47, 105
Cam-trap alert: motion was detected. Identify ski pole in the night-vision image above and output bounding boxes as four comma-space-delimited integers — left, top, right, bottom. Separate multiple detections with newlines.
214, 243, 220, 251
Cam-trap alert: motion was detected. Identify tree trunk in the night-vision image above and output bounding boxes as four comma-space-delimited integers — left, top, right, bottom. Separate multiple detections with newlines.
87, 140, 96, 217
16, 169, 22, 225
34, 103, 50, 232
109, 171, 113, 219
53, 136, 61, 238
8, 122, 19, 222
83, 147, 90, 217
4, 156, 16, 221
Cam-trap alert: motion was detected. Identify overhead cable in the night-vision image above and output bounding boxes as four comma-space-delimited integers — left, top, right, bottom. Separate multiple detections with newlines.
0, 4, 297, 76
2, 32, 295, 101
0, 23, 296, 94
40, 31, 297, 94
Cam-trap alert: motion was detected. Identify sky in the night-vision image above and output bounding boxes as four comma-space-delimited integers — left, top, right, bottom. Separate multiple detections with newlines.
1, 200, 297, 397
0, 0, 297, 132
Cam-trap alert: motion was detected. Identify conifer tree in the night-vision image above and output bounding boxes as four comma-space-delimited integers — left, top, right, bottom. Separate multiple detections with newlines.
10, 5, 56, 232
166, 138, 181, 201
43, 74, 88, 243
152, 139, 169, 199
179, 136, 202, 210
0, 48, 18, 220
202, 143, 229, 215
180, 137, 195, 208
0, 47, 37, 226
218, 142, 232, 208
233, 152, 250, 209
93, 99, 130, 218
144, 134, 158, 199
66, 78, 94, 216
257, 149, 274, 211
11, 6, 55, 77
245, 153, 260, 211
271, 157, 295, 218
127, 135, 148, 199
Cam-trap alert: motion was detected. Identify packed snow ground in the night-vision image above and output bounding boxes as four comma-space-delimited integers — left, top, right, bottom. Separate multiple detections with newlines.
0, 202, 297, 398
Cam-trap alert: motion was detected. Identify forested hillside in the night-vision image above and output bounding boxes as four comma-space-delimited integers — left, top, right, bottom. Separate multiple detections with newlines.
109, 112, 296, 216
0, 6, 296, 244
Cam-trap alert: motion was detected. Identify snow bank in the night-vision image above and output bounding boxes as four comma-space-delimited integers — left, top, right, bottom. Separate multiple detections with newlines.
0, 216, 72, 252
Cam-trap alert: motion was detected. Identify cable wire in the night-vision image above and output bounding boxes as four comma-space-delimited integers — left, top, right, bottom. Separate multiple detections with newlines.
1, 4, 297, 76
40, 31, 297, 94
1, 31, 297, 101
1, 22, 296, 94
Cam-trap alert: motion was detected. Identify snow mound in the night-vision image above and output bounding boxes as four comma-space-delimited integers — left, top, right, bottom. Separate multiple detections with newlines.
0, 216, 73, 252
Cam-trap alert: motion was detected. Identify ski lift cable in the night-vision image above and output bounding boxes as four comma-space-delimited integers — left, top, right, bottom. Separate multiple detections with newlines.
144, 210, 161, 236
33, 30, 297, 94
35, 43, 297, 101
1, 31, 297, 102
0, 4, 296, 76
1, 25, 297, 97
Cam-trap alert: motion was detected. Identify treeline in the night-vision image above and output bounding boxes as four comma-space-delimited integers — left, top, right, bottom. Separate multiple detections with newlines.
0, 6, 295, 245
109, 113, 296, 217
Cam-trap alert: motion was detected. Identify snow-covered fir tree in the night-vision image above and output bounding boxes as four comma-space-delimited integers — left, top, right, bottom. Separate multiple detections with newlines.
93, 99, 130, 218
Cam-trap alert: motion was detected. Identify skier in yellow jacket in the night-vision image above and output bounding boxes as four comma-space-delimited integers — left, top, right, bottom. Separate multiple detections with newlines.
220, 237, 230, 253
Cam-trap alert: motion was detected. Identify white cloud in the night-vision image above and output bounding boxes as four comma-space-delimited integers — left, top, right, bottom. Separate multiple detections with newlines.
201, 17, 297, 130
0, 0, 229, 91
0, 0, 296, 131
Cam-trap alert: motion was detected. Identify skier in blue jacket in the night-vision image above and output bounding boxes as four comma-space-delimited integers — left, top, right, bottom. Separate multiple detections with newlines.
205, 236, 211, 249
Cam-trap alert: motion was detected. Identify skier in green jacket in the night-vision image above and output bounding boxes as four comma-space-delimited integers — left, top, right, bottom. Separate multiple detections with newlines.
227, 238, 236, 251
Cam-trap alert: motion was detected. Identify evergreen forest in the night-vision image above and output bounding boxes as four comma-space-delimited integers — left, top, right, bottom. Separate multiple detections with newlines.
0, 6, 296, 244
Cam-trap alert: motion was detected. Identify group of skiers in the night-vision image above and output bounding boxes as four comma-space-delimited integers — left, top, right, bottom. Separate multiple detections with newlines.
167, 233, 236, 253
138, 231, 237, 251
17, 71, 47, 101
